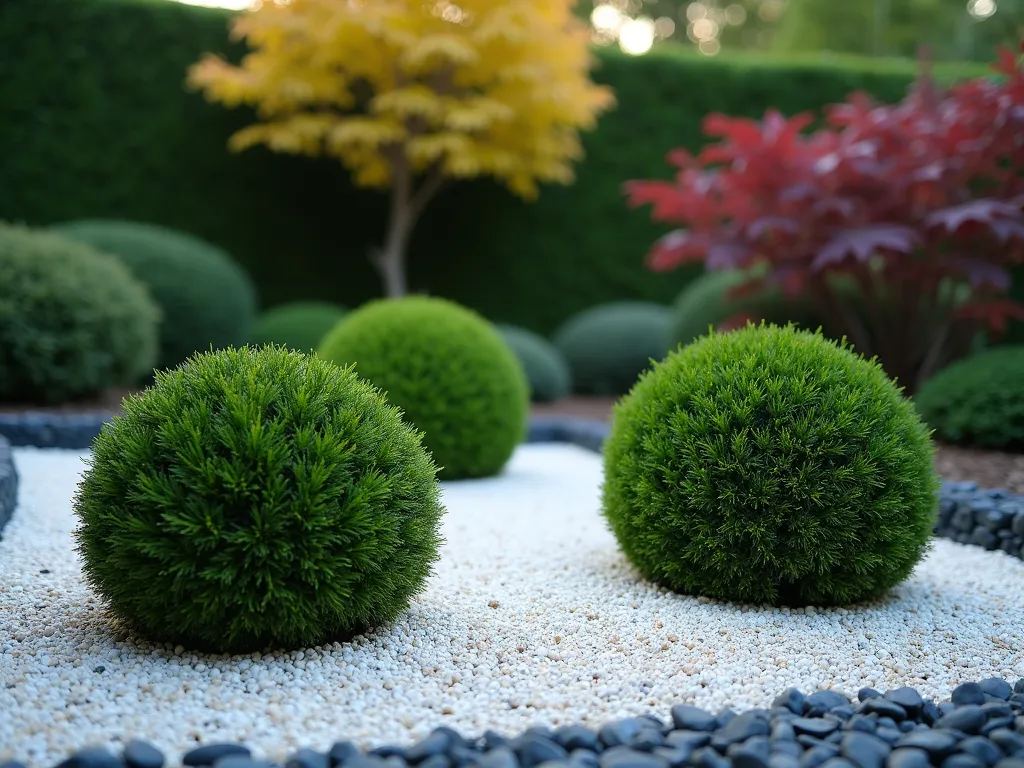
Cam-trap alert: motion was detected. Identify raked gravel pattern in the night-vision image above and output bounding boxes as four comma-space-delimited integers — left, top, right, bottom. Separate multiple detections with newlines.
1, 444, 1023, 765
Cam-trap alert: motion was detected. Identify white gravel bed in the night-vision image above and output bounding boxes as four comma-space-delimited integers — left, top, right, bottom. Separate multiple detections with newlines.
1, 443, 1023, 766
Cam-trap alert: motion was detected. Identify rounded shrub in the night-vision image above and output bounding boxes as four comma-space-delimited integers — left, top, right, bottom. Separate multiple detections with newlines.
73, 345, 445, 654
914, 346, 1024, 451
50, 219, 259, 373
602, 323, 939, 607
250, 301, 348, 352
552, 301, 672, 396
0, 223, 160, 404
496, 324, 571, 403
318, 297, 529, 480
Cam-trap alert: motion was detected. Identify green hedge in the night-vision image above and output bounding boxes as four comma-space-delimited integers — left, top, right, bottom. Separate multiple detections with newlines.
0, 0, 995, 334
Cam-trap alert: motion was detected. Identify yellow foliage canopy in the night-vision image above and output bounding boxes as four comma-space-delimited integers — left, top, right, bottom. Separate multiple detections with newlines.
187, 0, 615, 199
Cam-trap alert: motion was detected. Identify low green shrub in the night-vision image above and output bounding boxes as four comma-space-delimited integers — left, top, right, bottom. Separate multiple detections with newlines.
318, 297, 529, 480
250, 301, 348, 352
602, 323, 939, 607
50, 219, 259, 373
496, 324, 571, 403
914, 346, 1024, 451
73, 345, 445, 653
0, 223, 160, 404
552, 302, 672, 396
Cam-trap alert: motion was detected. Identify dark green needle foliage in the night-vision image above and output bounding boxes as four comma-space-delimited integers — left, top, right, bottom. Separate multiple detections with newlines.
496, 324, 572, 403
73, 345, 445, 654
318, 297, 529, 480
250, 301, 348, 352
914, 346, 1024, 451
602, 323, 939, 607
0, 223, 160, 404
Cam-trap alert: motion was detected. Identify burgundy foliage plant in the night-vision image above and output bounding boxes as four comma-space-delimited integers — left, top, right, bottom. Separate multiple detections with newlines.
626, 45, 1024, 393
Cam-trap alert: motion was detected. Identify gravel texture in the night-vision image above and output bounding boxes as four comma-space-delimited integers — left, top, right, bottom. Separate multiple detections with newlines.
2, 444, 1024, 767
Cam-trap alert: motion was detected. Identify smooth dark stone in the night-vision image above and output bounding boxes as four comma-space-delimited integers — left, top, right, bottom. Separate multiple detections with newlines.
798, 737, 827, 750
438, 728, 471, 753
664, 732, 710, 751
184, 745, 252, 767
982, 717, 1015, 736
885, 689, 925, 715
728, 738, 771, 768
848, 716, 879, 734
407, 733, 454, 764
989, 730, 1024, 755
859, 690, 883, 703
710, 711, 770, 750
793, 719, 840, 738
329, 742, 361, 767
639, 716, 669, 733
599, 721, 644, 749
125, 740, 166, 768
451, 747, 483, 767
769, 755, 799, 768
0, 762, 27, 768
971, 528, 1000, 549
957, 736, 1005, 766
481, 748, 520, 768
952, 685, 987, 707
773, 689, 807, 715
819, 760, 859, 768
418, 756, 451, 768
532, 762, 568, 768
943, 757, 986, 768
628, 731, 666, 752
554, 727, 600, 753
514, 736, 568, 768
770, 709, 798, 722
56, 748, 122, 768
807, 692, 852, 715
832, 707, 857, 722
841, 731, 892, 768
371, 748, 407, 761
937, 706, 986, 734
897, 723, 916, 735
670, 705, 717, 733
525, 731, 556, 746
894, 730, 959, 755
384, 757, 407, 768
875, 730, 902, 746
716, 710, 738, 729
569, 750, 599, 768
861, 700, 908, 722
981, 703, 1013, 718
212, 758, 272, 768
979, 680, 1012, 701
886, 748, 931, 768
483, 734, 511, 752
993, 761, 1024, 768
343, 760, 392, 768
826, 734, 845, 746
1015, 680, 1024, 695
598, 747, 668, 768
922, 702, 942, 726
690, 747, 729, 768
773, 743, 803, 759
650, 749, 688, 768
798, 745, 840, 768
772, 722, 797, 742
877, 719, 899, 732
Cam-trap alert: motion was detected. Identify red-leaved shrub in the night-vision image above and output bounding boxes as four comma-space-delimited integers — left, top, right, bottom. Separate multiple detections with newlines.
626, 45, 1024, 393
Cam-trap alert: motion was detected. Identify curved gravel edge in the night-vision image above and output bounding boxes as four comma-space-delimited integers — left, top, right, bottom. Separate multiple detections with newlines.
0, 434, 17, 537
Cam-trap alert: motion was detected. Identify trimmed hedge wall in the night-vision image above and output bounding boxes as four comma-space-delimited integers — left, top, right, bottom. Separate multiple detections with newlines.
0, 0, 994, 334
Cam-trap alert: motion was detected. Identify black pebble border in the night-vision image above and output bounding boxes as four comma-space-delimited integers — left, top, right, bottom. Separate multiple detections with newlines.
0, 411, 113, 450
5, 679, 1024, 768
0, 434, 17, 537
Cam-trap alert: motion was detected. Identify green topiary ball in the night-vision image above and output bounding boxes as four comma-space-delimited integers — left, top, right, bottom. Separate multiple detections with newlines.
914, 346, 1024, 451
250, 301, 348, 352
602, 323, 939, 607
496, 324, 572, 403
552, 301, 672, 396
50, 219, 259, 374
0, 223, 160, 404
73, 345, 445, 654
318, 297, 529, 480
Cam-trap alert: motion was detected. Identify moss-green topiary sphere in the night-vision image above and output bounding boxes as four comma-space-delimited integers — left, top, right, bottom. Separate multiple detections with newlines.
0, 223, 160, 404
552, 301, 672, 396
318, 297, 529, 480
914, 346, 1024, 451
496, 324, 571, 403
250, 301, 348, 352
73, 345, 445, 654
50, 219, 259, 374
602, 323, 939, 607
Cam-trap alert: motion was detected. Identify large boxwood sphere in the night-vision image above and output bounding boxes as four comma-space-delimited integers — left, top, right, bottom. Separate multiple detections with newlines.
318, 297, 529, 480
496, 324, 571, 403
0, 223, 160, 404
602, 323, 939, 607
250, 301, 348, 352
51, 219, 259, 373
73, 345, 445, 653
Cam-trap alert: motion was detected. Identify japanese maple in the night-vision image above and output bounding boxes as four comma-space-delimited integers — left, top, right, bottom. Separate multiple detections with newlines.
625, 45, 1024, 394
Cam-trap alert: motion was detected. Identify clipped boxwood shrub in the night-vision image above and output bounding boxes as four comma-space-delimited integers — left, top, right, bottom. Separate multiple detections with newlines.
602, 323, 939, 607
50, 219, 259, 373
250, 301, 348, 352
496, 324, 571, 403
0, 223, 160, 404
553, 301, 672, 396
73, 345, 445, 653
914, 346, 1024, 451
318, 297, 529, 480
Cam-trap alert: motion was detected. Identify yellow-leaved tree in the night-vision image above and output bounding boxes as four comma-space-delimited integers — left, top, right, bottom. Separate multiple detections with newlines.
187, 0, 615, 297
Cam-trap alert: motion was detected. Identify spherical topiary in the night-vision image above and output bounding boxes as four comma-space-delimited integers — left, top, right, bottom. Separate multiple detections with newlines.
496, 324, 571, 403
0, 223, 160, 404
250, 301, 348, 352
552, 302, 672, 396
602, 323, 939, 607
73, 345, 444, 654
50, 219, 259, 373
318, 297, 529, 480
914, 346, 1024, 451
